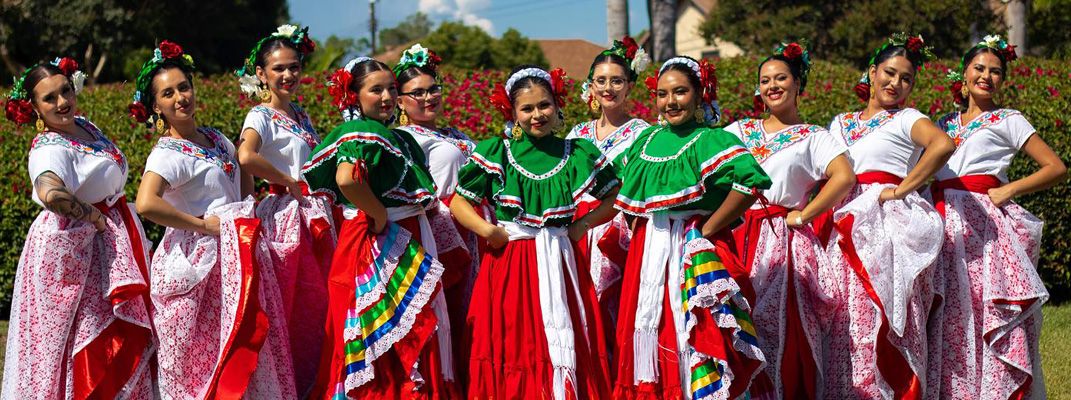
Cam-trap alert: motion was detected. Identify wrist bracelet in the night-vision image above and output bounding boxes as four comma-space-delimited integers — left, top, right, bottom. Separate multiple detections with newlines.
795, 216, 803, 226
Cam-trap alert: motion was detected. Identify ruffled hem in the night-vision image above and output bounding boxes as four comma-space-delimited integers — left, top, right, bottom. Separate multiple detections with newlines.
612, 382, 683, 400
616, 145, 752, 216
304, 128, 437, 206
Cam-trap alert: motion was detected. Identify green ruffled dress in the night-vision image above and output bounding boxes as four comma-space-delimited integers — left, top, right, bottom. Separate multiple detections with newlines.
455, 132, 618, 398
301, 118, 458, 398
611, 121, 773, 400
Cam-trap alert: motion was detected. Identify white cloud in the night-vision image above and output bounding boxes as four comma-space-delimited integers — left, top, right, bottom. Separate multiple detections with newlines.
419, 0, 494, 34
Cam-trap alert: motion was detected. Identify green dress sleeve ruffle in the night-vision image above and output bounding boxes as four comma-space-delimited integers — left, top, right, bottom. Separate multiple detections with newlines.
615, 122, 772, 216
455, 133, 620, 228
302, 118, 437, 208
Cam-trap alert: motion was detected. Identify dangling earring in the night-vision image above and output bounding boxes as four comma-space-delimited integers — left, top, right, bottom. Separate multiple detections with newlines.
155, 117, 166, 133
960, 83, 969, 99
589, 96, 601, 113
398, 110, 409, 126
511, 123, 523, 140
657, 114, 668, 127
694, 108, 705, 123
35, 117, 45, 132
258, 84, 272, 102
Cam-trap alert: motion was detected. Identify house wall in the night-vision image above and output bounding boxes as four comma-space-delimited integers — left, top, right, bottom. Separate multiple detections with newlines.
675, 1, 743, 59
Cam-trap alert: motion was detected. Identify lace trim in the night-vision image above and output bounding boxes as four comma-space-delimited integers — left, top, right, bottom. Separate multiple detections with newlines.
638, 127, 704, 162
503, 138, 571, 180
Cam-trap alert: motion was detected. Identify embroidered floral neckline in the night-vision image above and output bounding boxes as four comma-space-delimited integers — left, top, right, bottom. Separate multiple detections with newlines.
251, 103, 320, 149
840, 109, 899, 146
31, 117, 126, 170
737, 119, 819, 163
576, 118, 644, 153
940, 109, 1018, 149
155, 127, 237, 178
398, 124, 475, 157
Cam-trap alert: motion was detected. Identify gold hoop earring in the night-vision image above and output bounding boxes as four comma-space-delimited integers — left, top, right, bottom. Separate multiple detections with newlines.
589, 97, 600, 113
155, 118, 166, 132
398, 110, 409, 126
35, 117, 45, 132
511, 124, 523, 140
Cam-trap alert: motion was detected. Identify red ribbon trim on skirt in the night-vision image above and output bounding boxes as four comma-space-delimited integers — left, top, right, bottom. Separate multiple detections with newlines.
930, 174, 1002, 218
73, 196, 154, 400
835, 211, 921, 400
205, 217, 271, 400
736, 205, 818, 399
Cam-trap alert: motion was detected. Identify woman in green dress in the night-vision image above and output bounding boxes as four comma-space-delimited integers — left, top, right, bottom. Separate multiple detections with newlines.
451, 65, 617, 399
303, 56, 458, 399
612, 56, 772, 400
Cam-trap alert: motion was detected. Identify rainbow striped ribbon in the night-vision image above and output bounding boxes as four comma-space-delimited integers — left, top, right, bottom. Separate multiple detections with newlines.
337, 222, 442, 394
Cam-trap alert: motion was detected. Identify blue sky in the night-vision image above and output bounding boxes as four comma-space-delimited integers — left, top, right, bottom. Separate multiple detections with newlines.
289, 0, 650, 48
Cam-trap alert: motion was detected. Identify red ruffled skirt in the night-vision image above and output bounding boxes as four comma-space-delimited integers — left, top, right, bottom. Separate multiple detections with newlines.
464, 237, 611, 399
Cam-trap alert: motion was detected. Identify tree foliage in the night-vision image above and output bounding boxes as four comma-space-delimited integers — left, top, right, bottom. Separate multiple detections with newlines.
378, 12, 434, 53
0, 0, 288, 81
1029, 0, 1071, 59
423, 21, 546, 70
699, 0, 998, 66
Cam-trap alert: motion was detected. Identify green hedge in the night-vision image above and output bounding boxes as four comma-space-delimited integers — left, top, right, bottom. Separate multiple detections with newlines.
1, 57, 1068, 317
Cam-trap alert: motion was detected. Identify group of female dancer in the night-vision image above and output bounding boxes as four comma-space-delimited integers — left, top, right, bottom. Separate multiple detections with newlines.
2, 22, 1065, 400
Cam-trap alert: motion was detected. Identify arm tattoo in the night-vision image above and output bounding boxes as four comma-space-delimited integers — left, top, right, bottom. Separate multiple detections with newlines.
35, 172, 100, 223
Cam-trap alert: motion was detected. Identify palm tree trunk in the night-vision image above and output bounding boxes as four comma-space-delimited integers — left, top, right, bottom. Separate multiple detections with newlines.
1004, 0, 1027, 51
607, 0, 629, 45
648, 0, 677, 62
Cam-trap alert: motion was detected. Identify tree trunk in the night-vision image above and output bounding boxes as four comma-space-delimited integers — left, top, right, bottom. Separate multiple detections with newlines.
1004, 0, 1027, 51
607, 0, 629, 45
648, 0, 677, 62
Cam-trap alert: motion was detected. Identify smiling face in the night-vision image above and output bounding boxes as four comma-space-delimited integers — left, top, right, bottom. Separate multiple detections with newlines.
656, 70, 699, 126
256, 46, 302, 101
590, 62, 634, 112
512, 84, 559, 138
31, 74, 77, 128
867, 55, 916, 107
399, 73, 441, 125
964, 51, 1004, 103
151, 67, 196, 125
758, 59, 799, 114
357, 70, 398, 122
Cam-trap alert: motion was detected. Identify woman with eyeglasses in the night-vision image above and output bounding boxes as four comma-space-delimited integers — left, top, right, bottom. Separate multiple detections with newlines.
567, 37, 650, 337
392, 43, 479, 374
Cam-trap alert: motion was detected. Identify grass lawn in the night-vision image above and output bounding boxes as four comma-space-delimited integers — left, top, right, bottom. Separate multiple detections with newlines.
0, 305, 1068, 394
